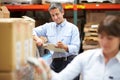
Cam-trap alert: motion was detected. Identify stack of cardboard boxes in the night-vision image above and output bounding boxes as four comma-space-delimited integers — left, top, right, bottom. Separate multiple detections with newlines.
0, 6, 36, 80
83, 23, 100, 50
82, 10, 106, 50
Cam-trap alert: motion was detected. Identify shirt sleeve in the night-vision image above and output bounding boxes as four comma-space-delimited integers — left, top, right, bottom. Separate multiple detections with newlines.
32, 23, 48, 36
51, 54, 83, 80
67, 25, 80, 54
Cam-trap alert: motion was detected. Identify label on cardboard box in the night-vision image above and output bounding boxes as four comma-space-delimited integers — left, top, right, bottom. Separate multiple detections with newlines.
24, 40, 29, 64
16, 42, 22, 70
91, 24, 99, 28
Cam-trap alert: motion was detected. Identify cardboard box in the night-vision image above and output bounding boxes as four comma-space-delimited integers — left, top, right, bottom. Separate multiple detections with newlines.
0, 72, 16, 80
109, 0, 120, 3
0, 17, 35, 71
0, 6, 10, 18
22, 16, 36, 62
0, 65, 34, 80
86, 10, 106, 24
0, 18, 25, 71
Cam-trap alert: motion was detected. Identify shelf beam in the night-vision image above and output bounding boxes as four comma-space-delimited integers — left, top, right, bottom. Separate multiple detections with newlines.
5, 3, 120, 11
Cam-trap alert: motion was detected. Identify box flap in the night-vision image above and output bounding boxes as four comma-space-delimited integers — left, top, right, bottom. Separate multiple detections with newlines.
0, 6, 10, 18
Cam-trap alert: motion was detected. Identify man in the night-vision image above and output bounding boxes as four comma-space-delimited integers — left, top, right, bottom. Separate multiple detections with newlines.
32, 2, 80, 78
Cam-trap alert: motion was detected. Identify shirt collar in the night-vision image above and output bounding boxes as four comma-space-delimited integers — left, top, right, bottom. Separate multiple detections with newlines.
98, 49, 120, 62
115, 51, 120, 62
96, 48, 103, 57
56, 19, 66, 27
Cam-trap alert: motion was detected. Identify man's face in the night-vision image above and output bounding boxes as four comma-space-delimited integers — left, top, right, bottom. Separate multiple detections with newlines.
98, 32, 120, 55
49, 8, 64, 24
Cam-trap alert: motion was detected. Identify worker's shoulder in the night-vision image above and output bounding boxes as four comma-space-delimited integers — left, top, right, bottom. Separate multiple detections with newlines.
79, 48, 101, 58
76, 48, 101, 62
84, 48, 101, 54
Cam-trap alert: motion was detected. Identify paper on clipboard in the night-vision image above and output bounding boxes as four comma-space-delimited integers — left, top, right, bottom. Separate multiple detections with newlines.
43, 43, 66, 53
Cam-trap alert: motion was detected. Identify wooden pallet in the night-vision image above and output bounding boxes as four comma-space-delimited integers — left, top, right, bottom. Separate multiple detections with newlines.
82, 44, 100, 50
84, 36, 99, 41
85, 32, 98, 37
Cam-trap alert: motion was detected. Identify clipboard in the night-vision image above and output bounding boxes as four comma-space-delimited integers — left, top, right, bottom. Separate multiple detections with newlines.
43, 43, 66, 53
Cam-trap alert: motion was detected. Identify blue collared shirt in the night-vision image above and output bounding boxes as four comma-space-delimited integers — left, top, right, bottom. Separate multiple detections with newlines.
33, 19, 80, 58
52, 48, 120, 80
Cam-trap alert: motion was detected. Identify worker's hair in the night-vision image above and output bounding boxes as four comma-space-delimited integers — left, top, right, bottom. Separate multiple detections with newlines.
48, 3, 63, 12
98, 15, 120, 37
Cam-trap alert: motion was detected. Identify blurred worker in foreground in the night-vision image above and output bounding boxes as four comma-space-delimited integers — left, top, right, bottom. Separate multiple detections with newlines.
33, 15, 120, 80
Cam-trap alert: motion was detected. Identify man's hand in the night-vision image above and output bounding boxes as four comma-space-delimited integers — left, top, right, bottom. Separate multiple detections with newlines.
34, 58, 51, 80
39, 36, 48, 43
56, 41, 68, 52
33, 35, 48, 47
36, 38, 43, 46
